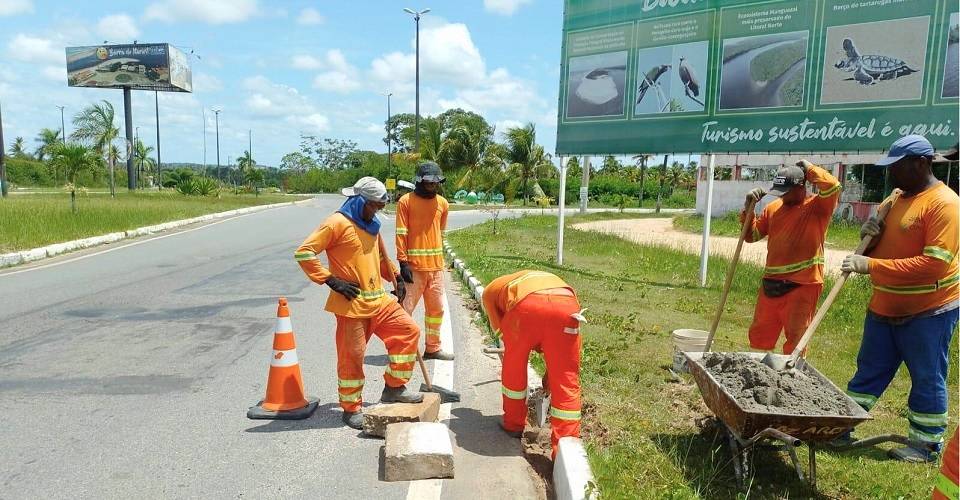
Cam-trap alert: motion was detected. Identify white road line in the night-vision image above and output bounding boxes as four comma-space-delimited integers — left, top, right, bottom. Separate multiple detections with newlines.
405, 286, 455, 500
0, 210, 268, 278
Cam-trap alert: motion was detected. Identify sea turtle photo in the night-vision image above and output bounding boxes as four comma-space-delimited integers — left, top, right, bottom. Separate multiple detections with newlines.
834, 37, 917, 85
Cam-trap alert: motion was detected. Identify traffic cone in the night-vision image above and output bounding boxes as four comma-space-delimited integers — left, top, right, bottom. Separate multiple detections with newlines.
247, 297, 319, 420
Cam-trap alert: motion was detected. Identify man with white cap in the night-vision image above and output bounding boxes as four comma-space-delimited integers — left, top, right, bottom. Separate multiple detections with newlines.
836, 135, 959, 463
295, 177, 423, 430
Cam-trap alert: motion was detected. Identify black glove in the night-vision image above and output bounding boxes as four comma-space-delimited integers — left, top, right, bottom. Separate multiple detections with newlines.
393, 276, 407, 303
399, 261, 415, 284
326, 276, 360, 300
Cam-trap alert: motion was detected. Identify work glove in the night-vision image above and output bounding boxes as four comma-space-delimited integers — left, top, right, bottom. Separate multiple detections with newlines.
392, 276, 407, 303
745, 188, 765, 208
860, 216, 883, 240
841, 254, 870, 274
326, 276, 361, 300
399, 261, 415, 284
795, 159, 815, 174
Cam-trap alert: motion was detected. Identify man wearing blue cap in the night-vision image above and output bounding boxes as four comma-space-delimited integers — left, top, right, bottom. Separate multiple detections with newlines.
836, 135, 959, 463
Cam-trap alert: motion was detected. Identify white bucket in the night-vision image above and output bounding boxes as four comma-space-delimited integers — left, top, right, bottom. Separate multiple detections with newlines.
672, 329, 709, 373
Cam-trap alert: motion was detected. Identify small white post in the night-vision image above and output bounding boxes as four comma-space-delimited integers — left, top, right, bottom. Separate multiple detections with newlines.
699, 154, 716, 287
557, 157, 568, 265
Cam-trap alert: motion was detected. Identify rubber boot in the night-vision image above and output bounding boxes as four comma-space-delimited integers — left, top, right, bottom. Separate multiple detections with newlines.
381, 384, 424, 404
423, 350, 455, 361
342, 411, 363, 430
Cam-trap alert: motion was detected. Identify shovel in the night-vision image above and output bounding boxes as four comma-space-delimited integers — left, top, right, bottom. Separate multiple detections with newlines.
762, 189, 902, 371
703, 196, 760, 352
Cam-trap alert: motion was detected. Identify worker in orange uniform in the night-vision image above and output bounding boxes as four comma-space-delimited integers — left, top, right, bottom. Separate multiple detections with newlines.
396, 162, 454, 360
295, 177, 423, 430
740, 159, 841, 354
482, 270, 586, 458
838, 135, 958, 463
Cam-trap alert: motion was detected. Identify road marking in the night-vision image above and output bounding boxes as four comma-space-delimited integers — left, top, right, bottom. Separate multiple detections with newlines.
0, 209, 271, 278
405, 285, 455, 500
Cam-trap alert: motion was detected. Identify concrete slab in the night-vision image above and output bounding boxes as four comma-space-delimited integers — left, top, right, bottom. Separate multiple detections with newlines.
554, 437, 596, 500
384, 422, 454, 481
363, 392, 440, 438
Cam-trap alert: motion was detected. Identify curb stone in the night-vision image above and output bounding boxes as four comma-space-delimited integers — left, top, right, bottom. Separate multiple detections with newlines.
0, 198, 313, 269
443, 245, 596, 497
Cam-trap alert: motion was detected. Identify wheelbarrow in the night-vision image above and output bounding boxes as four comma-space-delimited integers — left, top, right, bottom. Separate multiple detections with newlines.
683, 351, 910, 491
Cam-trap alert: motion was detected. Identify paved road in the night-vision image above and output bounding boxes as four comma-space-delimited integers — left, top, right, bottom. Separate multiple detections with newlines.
0, 195, 539, 499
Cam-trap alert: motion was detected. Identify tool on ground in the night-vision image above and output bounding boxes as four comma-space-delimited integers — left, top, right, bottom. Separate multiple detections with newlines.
247, 297, 319, 420
761, 189, 903, 371
703, 196, 760, 352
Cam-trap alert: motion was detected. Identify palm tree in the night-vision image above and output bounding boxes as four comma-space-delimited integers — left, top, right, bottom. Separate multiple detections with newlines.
504, 123, 554, 205
442, 122, 497, 189
71, 100, 118, 157
632, 154, 653, 207
50, 143, 98, 212
34, 128, 60, 161
237, 150, 255, 172
9, 136, 28, 158
134, 139, 156, 188
244, 166, 265, 196
417, 117, 444, 164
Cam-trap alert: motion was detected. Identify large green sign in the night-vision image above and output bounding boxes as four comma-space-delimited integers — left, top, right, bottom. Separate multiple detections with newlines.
556, 0, 959, 155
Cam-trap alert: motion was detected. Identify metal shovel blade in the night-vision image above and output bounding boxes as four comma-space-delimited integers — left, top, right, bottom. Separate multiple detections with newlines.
760, 352, 792, 371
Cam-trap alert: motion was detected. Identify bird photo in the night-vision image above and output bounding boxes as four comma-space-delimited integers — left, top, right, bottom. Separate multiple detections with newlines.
633, 41, 708, 115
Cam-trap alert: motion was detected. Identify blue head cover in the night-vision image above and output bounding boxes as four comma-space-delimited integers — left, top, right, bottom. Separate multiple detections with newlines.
875, 134, 935, 167
337, 195, 381, 235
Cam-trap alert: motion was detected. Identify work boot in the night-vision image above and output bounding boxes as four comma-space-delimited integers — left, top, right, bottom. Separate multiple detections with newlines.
423, 350, 455, 361
499, 421, 523, 439
342, 410, 364, 430
889, 443, 940, 463
827, 430, 855, 447
381, 384, 424, 404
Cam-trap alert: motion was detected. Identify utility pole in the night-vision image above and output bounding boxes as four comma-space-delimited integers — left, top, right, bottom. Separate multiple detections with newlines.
385, 92, 393, 177
56, 105, 66, 143
404, 8, 430, 153
579, 156, 590, 214
213, 108, 221, 181
202, 108, 207, 177
155, 90, 161, 190
0, 101, 7, 198
248, 129, 252, 160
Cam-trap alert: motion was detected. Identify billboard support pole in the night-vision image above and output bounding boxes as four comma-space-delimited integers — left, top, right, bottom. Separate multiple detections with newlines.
0, 100, 6, 198
699, 153, 716, 287
579, 156, 590, 214
557, 156, 567, 265
155, 91, 161, 190
123, 87, 135, 190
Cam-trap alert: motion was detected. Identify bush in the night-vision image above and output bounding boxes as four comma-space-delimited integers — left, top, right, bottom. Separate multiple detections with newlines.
6, 158, 56, 187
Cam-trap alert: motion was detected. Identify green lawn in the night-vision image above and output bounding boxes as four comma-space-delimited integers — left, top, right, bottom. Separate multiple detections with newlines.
0, 192, 307, 253
673, 212, 864, 251
448, 214, 956, 499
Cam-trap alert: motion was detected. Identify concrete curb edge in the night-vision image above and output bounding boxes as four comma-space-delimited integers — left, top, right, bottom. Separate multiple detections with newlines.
442, 242, 596, 500
1, 197, 314, 269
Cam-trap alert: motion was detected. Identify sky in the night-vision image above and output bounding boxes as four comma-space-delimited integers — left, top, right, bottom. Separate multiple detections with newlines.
0, 0, 563, 167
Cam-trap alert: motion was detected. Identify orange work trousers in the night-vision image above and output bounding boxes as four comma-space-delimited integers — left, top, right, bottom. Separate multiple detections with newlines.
335, 300, 420, 412
933, 428, 959, 500
748, 282, 822, 354
500, 291, 582, 458
402, 269, 445, 354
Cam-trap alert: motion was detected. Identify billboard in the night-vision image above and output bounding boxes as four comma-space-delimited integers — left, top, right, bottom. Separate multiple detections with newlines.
65, 43, 193, 93
556, 0, 958, 155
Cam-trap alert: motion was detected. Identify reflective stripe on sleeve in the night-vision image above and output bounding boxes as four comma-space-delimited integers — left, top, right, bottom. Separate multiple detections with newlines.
294, 251, 317, 261
924, 246, 955, 263
818, 183, 842, 197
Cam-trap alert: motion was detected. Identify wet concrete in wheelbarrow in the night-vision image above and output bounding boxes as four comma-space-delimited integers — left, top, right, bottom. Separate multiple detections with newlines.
703, 353, 853, 416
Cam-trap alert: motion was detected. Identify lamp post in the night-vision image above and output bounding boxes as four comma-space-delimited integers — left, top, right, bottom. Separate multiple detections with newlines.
385, 92, 393, 177
56, 105, 66, 143
213, 108, 221, 181
403, 7, 429, 153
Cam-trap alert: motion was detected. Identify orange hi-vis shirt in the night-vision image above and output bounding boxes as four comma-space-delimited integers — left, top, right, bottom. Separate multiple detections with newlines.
396, 193, 449, 271
295, 212, 400, 318
866, 182, 959, 317
742, 165, 841, 285
482, 270, 575, 333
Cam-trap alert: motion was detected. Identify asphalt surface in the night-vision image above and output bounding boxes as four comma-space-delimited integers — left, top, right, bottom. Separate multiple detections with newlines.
0, 195, 537, 499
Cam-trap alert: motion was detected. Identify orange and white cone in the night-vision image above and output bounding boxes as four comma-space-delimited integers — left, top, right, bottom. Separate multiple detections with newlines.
247, 297, 318, 420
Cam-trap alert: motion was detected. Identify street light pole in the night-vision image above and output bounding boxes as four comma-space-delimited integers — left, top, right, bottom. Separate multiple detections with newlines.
202, 108, 207, 177
404, 7, 430, 154
0, 101, 7, 198
56, 105, 66, 143
385, 92, 393, 177
213, 108, 221, 181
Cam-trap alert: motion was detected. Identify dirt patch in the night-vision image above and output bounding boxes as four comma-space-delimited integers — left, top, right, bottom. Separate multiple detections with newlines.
702, 353, 852, 416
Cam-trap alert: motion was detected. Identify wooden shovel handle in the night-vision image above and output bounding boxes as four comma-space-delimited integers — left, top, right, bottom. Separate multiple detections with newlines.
788, 189, 902, 365
703, 198, 757, 352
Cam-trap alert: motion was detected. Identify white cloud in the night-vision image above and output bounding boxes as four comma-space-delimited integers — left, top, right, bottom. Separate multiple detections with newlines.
455, 68, 544, 114
8, 34, 62, 64
296, 7, 324, 25
192, 72, 223, 92
483, 0, 532, 16
294, 113, 330, 133
495, 119, 524, 134
41, 65, 66, 82
370, 21, 485, 91
0, 0, 32, 16
291, 54, 323, 70
241, 75, 329, 133
144, 0, 258, 24
311, 49, 360, 94
365, 123, 384, 133
97, 14, 140, 41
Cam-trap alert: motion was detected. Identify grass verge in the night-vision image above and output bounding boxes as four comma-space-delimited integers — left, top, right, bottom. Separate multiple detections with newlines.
448, 213, 957, 499
673, 212, 863, 251
0, 192, 307, 252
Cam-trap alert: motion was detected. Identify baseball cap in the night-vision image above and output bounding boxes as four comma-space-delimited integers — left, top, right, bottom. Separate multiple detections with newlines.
415, 162, 446, 183
768, 166, 805, 197
341, 176, 388, 203
875, 134, 935, 167
397, 180, 416, 191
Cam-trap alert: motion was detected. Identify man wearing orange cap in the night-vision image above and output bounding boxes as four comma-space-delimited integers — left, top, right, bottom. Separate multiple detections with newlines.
396, 162, 454, 360
740, 159, 841, 354
295, 177, 423, 430
482, 270, 585, 458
